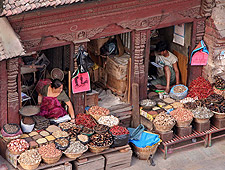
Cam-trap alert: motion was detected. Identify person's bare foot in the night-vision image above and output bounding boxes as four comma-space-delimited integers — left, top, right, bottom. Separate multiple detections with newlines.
154, 84, 166, 90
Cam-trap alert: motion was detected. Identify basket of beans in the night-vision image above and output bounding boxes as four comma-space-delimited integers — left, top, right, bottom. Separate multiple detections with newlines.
93, 124, 109, 134
109, 126, 130, 148
55, 137, 70, 151
88, 132, 113, 153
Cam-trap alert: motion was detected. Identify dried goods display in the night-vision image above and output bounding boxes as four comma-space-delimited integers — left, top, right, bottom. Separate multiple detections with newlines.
22, 117, 34, 125
7, 139, 29, 154
88, 106, 110, 120
187, 77, 213, 99
20, 134, 29, 139
214, 76, 225, 89
59, 122, 75, 131
140, 99, 156, 109
25, 137, 33, 143
45, 135, 56, 142
153, 112, 176, 130
152, 107, 161, 111
180, 97, 196, 104
163, 98, 175, 104
3, 123, 20, 134
52, 130, 69, 138
98, 115, 119, 127
36, 138, 48, 145
170, 108, 193, 121
38, 143, 61, 158
208, 102, 225, 113
94, 124, 109, 134
29, 131, 38, 137
206, 93, 224, 103
18, 149, 41, 165
81, 127, 94, 135
109, 126, 129, 136
32, 116, 50, 130
147, 111, 158, 117
171, 102, 184, 109
77, 134, 89, 144
195, 99, 212, 108
67, 125, 83, 138
32, 134, 42, 141
184, 102, 198, 110
192, 107, 214, 119
158, 102, 166, 107
89, 132, 113, 147
173, 85, 187, 93
55, 138, 70, 151
29, 141, 38, 149
46, 125, 61, 133
39, 130, 50, 137
163, 105, 173, 110
75, 113, 97, 128
64, 141, 88, 153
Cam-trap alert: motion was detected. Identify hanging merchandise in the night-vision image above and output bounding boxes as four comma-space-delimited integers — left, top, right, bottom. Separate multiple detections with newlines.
190, 40, 209, 65
75, 46, 94, 73
72, 69, 91, 94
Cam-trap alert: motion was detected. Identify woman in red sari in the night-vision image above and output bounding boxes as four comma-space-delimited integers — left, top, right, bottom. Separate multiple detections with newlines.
38, 79, 75, 123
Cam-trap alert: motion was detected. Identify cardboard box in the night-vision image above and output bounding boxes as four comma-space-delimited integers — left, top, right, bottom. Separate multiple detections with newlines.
73, 155, 105, 170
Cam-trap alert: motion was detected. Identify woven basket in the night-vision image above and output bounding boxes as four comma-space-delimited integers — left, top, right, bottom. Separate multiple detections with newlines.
132, 142, 160, 160
176, 119, 193, 127
18, 161, 41, 170
42, 153, 62, 164
194, 118, 210, 124
153, 122, 175, 132
88, 144, 110, 153
64, 145, 88, 159
51, 68, 64, 81
212, 111, 225, 119
3, 134, 22, 142
8, 148, 25, 155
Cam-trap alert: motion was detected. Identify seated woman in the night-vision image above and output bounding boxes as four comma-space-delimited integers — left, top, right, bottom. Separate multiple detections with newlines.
38, 79, 75, 123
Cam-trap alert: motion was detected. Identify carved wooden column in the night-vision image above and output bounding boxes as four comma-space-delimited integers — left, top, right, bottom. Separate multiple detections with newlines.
71, 43, 87, 114
7, 58, 20, 124
131, 30, 149, 100
188, 18, 206, 84
0, 60, 8, 129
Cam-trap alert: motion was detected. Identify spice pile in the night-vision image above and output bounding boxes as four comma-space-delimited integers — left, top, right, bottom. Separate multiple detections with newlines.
75, 113, 97, 128
170, 107, 193, 121
64, 141, 87, 153
153, 112, 176, 128
98, 115, 119, 127
110, 126, 129, 136
187, 77, 213, 99
173, 85, 187, 93
38, 143, 61, 158
89, 132, 113, 147
192, 107, 213, 119
59, 122, 75, 131
88, 106, 110, 120
7, 139, 29, 154
18, 149, 41, 165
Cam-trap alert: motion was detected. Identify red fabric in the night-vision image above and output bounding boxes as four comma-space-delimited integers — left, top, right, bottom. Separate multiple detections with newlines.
37, 96, 67, 119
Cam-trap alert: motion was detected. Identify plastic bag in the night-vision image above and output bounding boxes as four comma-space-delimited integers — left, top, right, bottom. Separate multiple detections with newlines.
111, 134, 130, 148
127, 124, 145, 140
130, 131, 161, 148
100, 37, 119, 56
169, 84, 188, 100
76, 46, 94, 73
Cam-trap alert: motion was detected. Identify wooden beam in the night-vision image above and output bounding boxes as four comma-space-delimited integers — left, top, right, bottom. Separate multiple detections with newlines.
131, 83, 140, 128
0, 60, 8, 129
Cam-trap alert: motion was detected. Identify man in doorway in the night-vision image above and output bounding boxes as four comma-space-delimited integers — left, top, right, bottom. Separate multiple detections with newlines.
151, 41, 180, 93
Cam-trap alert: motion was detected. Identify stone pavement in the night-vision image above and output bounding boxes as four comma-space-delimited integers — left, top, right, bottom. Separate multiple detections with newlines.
125, 137, 225, 170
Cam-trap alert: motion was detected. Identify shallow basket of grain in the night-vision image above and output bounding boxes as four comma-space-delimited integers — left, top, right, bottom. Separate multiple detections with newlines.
63, 141, 88, 159
42, 153, 62, 164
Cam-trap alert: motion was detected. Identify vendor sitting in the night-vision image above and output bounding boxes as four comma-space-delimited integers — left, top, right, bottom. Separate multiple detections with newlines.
38, 79, 75, 123
151, 41, 180, 93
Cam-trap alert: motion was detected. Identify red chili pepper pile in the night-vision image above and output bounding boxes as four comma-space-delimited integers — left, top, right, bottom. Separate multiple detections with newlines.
75, 113, 97, 129
110, 125, 129, 136
187, 77, 214, 99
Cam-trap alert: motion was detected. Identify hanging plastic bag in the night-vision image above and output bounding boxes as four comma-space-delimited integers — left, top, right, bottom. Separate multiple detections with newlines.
190, 40, 209, 65
100, 37, 119, 56
127, 124, 145, 141
76, 46, 94, 73
72, 69, 91, 94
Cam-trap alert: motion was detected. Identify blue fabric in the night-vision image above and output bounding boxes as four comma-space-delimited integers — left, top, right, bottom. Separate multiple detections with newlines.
130, 131, 161, 148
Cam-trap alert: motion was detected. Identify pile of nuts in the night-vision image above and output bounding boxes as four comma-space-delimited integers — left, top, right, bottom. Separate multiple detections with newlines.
98, 115, 119, 127
89, 132, 113, 147
64, 141, 87, 153
173, 85, 187, 93
192, 106, 214, 119
88, 106, 110, 120
153, 112, 176, 127
38, 143, 61, 158
7, 139, 29, 154
170, 107, 193, 121
55, 138, 69, 148
18, 149, 41, 165
52, 130, 69, 138
59, 122, 75, 131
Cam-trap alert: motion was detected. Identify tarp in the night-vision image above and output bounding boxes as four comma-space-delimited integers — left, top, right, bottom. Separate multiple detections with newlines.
0, 17, 25, 61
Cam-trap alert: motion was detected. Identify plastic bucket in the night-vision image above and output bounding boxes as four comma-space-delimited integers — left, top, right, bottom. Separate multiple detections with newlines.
21, 119, 35, 133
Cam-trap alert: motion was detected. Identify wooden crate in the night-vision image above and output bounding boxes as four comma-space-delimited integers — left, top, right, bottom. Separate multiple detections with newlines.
104, 148, 132, 170
175, 125, 192, 137
155, 130, 173, 142
140, 116, 153, 131
211, 117, 225, 129
85, 90, 98, 107
73, 155, 105, 170
45, 162, 72, 170
193, 120, 210, 132
0, 138, 8, 159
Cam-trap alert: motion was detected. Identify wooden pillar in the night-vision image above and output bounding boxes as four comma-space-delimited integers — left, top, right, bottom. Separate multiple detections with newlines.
71, 43, 87, 114
7, 58, 20, 124
188, 18, 206, 85
131, 83, 140, 128
0, 60, 8, 129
